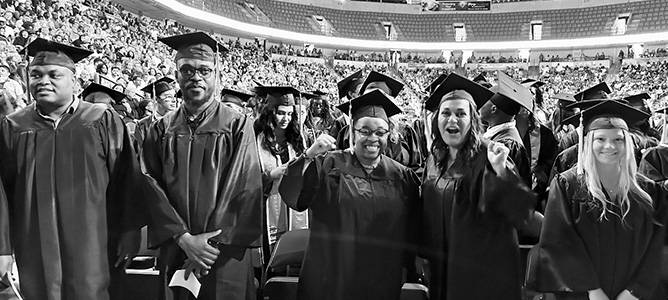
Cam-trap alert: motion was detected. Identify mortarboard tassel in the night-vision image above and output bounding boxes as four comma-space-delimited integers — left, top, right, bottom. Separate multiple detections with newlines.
348, 99, 354, 152
662, 108, 667, 145
24, 50, 31, 105
576, 111, 584, 175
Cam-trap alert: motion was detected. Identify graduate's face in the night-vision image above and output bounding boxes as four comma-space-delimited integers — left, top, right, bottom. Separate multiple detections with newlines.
29, 65, 75, 107
275, 105, 293, 130
591, 128, 626, 166
353, 117, 389, 163
438, 99, 471, 150
175, 58, 215, 107
297, 104, 308, 127
478, 100, 494, 125
156, 90, 177, 112
310, 99, 323, 116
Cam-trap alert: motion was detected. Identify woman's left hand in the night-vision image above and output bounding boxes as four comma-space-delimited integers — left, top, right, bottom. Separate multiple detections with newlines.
487, 141, 509, 176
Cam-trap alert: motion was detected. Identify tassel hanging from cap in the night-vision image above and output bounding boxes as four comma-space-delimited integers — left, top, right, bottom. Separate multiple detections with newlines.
577, 112, 584, 175
348, 99, 354, 151
661, 108, 668, 145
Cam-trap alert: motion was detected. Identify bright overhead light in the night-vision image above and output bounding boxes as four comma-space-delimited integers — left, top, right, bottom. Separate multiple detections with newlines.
156, 0, 668, 50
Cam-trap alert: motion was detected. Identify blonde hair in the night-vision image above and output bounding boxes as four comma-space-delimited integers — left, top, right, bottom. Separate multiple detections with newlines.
581, 126, 652, 221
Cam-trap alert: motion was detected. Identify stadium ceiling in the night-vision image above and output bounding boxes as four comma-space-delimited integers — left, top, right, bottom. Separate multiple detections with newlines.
123, 0, 668, 51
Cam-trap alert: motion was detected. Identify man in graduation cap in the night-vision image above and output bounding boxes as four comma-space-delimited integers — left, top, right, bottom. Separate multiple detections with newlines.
554, 82, 612, 152
624, 92, 661, 149
141, 32, 262, 300
336, 71, 422, 171
221, 88, 252, 114
479, 72, 532, 185
419, 73, 536, 300
278, 89, 421, 300
134, 77, 177, 152
0, 38, 145, 300
413, 73, 449, 167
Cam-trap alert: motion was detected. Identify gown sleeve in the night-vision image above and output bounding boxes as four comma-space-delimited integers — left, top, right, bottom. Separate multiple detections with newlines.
0, 120, 10, 255
279, 153, 331, 212
140, 120, 189, 246
479, 159, 536, 228
102, 111, 147, 234
535, 174, 600, 293
638, 147, 668, 182
625, 180, 668, 299
0, 175, 8, 255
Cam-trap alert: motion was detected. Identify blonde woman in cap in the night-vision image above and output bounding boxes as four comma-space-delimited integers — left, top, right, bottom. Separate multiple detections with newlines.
535, 100, 668, 300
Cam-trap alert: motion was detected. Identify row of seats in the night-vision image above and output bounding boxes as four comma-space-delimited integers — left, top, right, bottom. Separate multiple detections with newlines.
189, 0, 668, 42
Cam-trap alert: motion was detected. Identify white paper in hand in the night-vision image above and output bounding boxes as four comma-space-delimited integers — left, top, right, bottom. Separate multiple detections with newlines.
169, 269, 201, 298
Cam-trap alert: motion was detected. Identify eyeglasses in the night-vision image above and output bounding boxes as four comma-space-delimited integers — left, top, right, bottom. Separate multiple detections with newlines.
178, 66, 214, 79
354, 128, 389, 137
158, 94, 175, 101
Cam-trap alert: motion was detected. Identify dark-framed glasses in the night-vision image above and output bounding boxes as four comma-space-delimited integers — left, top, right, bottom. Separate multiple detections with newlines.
354, 128, 389, 137
178, 66, 214, 78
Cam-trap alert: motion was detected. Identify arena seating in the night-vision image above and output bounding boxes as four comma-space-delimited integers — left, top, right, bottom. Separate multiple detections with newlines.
189, 0, 668, 42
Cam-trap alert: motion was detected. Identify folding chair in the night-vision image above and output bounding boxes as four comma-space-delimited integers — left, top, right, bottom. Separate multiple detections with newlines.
261, 229, 310, 300
400, 283, 428, 300
524, 245, 555, 300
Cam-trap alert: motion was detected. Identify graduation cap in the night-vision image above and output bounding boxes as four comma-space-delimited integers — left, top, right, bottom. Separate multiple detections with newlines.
553, 93, 576, 103
158, 32, 228, 62
80, 82, 127, 104
624, 92, 651, 114
310, 90, 328, 97
487, 72, 533, 115
140, 77, 175, 97
573, 82, 611, 101
472, 73, 487, 83
22, 38, 92, 71
255, 86, 301, 108
337, 70, 363, 100
424, 74, 448, 95
359, 71, 404, 98
566, 99, 629, 111
424, 73, 494, 113
570, 100, 651, 174
300, 92, 319, 100
520, 78, 546, 88
221, 88, 253, 107
336, 89, 402, 123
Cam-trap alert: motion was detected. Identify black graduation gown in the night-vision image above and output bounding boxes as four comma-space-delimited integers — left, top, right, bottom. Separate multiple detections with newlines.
535, 169, 668, 299
0, 101, 145, 300
336, 124, 421, 170
488, 126, 532, 185
421, 145, 536, 300
531, 124, 560, 208
141, 100, 263, 300
133, 114, 157, 153
278, 151, 421, 300
549, 144, 578, 185
639, 146, 668, 182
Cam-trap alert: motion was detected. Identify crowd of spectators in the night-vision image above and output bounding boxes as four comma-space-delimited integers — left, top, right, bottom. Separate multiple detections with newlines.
0, 0, 667, 125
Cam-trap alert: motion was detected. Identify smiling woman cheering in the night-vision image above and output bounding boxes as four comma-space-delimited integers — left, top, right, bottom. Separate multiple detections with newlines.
278, 89, 421, 300
420, 73, 537, 300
